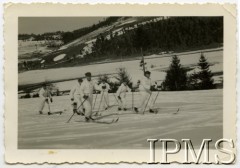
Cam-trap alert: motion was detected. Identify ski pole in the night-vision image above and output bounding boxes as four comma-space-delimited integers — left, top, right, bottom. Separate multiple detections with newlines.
97, 92, 104, 114
113, 93, 120, 104
152, 91, 160, 107
67, 98, 87, 123
132, 91, 134, 111
102, 92, 109, 109
143, 92, 152, 114
47, 99, 51, 113
92, 93, 98, 110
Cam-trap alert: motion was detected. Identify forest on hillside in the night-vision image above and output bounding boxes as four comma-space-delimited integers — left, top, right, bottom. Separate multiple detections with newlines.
86, 17, 223, 61
18, 17, 223, 71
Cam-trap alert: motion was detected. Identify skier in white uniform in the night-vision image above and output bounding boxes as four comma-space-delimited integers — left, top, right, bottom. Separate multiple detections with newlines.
134, 71, 155, 113
70, 78, 84, 115
38, 84, 53, 115
116, 81, 131, 111
80, 72, 100, 121
99, 80, 110, 110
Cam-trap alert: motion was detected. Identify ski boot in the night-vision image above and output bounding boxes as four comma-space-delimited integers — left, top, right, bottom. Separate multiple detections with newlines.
85, 117, 94, 122
134, 107, 139, 113
149, 109, 155, 113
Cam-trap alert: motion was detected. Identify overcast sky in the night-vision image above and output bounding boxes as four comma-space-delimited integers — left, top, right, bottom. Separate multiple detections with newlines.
18, 17, 106, 34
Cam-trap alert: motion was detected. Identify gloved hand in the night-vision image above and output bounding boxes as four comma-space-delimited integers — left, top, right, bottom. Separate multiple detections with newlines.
45, 98, 49, 103
83, 95, 89, 100
72, 102, 77, 110
102, 85, 106, 89
117, 96, 121, 100
71, 98, 74, 101
150, 85, 155, 91
50, 98, 53, 103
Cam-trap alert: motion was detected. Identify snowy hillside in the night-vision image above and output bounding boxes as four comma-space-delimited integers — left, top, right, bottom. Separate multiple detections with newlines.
18, 17, 167, 66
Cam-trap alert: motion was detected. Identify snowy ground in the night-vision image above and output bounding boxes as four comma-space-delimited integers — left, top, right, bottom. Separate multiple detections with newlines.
18, 89, 222, 149
18, 40, 60, 60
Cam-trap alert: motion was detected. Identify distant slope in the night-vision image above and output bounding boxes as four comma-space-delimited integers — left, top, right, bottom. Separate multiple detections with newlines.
18, 17, 223, 72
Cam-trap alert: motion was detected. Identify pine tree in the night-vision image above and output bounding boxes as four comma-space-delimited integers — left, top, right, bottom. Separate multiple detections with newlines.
98, 74, 110, 84
187, 71, 200, 90
162, 55, 187, 91
115, 67, 132, 87
197, 53, 215, 89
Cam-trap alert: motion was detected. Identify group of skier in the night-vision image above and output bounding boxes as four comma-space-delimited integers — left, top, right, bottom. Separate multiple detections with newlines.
38, 70, 159, 122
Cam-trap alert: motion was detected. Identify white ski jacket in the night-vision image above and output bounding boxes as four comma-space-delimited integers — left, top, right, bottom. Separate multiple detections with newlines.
80, 79, 100, 96
39, 87, 51, 99
139, 76, 152, 92
70, 83, 83, 99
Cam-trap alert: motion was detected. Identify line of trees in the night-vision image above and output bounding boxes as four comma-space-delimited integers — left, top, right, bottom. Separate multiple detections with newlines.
162, 53, 215, 91
97, 53, 216, 93
20, 53, 216, 99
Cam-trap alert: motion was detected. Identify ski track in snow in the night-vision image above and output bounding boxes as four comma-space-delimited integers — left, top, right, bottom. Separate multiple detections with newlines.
18, 89, 223, 149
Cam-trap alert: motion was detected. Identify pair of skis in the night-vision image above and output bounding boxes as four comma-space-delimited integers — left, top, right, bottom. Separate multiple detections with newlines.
150, 107, 180, 115
76, 116, 119, 124
134, 91, 180, 115
67, 98, 119, 124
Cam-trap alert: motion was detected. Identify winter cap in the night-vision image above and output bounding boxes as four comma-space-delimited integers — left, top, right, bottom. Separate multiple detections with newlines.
144, 71, 151, 75
85, 72, 92, 77
78, 78, 83, 82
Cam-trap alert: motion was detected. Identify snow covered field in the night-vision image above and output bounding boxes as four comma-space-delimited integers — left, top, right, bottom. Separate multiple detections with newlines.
19, 48, 223, 91
18, 89, 222, 149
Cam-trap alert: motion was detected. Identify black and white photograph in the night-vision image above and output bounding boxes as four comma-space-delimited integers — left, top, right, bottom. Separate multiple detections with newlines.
18, 16, 224, 149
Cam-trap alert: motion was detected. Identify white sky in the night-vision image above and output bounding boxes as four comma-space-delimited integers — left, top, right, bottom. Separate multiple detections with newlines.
18, 17, 106, 34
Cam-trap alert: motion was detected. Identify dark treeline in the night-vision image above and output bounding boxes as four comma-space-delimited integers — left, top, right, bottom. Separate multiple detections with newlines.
88, 17, 223, 60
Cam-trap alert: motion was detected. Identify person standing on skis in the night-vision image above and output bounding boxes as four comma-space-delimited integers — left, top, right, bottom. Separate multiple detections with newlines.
38, 84, 52, 115
134, 71, 155, 113
99, 79, 110, 110
116, 81, 131, 111
80, 72, 100, 122
70, 78, 84, 115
